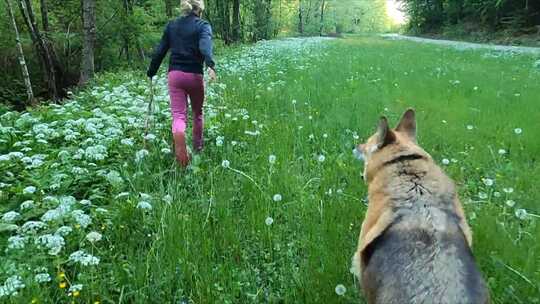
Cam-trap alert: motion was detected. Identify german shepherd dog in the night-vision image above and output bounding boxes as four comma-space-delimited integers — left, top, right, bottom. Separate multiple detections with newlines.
351, 109, 490, 304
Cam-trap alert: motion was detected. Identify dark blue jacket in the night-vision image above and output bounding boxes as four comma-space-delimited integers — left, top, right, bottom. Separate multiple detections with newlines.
147, 13, 215, 77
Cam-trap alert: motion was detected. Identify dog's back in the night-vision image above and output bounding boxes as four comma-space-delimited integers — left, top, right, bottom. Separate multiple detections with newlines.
354, 109, 490, 304
361, 201, 490, 304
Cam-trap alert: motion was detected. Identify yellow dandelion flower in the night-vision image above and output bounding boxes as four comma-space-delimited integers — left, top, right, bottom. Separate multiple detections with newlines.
73, 291, 80, 297
58, 272, 66, 279
59, 282, 67, 289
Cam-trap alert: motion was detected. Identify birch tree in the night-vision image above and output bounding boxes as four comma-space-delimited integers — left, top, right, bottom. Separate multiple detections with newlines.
4, 0, 34, 105
80, 0, 96, 85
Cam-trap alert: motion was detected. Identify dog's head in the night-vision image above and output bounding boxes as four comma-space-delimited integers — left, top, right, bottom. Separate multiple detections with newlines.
355, 108, 425, 182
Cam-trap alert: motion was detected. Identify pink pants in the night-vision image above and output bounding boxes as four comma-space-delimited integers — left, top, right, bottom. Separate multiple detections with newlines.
168, 70, 205, 151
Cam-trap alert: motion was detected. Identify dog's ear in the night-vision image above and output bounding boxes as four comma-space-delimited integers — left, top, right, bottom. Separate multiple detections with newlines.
376, 116, 395, 148
396, 108, 416, 141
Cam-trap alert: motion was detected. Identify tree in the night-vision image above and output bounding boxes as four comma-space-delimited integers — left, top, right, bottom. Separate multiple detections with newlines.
231, 0, 241, 42
298, 0, 304, 34
165, 0, 174, 18
319, 0, 325, 35
4, 0, 34, 105
18, 0, 63, 100
80, 0, 96, 85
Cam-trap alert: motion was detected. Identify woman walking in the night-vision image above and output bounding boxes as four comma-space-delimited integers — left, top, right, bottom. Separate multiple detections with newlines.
147, 0, 216, 167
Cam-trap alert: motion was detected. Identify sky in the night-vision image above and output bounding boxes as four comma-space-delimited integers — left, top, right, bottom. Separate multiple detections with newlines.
386, 0, 406, 24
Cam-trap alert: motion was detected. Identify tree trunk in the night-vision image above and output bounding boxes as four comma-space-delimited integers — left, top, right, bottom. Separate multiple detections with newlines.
18, 0, 62, 100
232, 0, 241, 42
5, 0, 35, 105
298, 0, 304, 34
165, 0, 173, 18
319, 0, 325, 36
80, 0, 96, 85
39, 0, 50, 34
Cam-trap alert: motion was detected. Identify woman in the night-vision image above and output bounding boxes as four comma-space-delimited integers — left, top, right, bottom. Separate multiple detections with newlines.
147, 0, 216, 167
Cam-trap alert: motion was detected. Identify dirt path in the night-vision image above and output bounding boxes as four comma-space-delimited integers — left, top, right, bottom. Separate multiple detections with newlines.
382, 34, 540, 55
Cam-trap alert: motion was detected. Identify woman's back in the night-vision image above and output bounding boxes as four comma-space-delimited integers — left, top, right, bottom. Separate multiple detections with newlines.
147, 12, 214, 77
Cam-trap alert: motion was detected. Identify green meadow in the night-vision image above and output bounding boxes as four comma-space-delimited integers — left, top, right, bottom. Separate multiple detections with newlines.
1, 36, 539, 303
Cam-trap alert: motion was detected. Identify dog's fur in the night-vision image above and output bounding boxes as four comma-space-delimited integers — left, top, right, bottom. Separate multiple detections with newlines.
351, 109, 490, 304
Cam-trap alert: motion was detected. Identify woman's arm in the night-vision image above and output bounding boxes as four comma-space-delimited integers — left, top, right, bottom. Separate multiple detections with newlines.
199, 22, 215, 71
147, 24, 170, 78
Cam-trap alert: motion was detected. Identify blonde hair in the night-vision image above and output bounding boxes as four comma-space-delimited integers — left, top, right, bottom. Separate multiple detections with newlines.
181, 0, 205, 15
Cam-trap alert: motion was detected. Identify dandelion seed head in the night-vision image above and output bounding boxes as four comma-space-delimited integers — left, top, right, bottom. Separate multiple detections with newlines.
335, 284, 347, 296
505, 200, 516, 208
515, 208, 528, 220
482, 178, 494, 187
265, 217, 274, 226
221, 160, 230, 168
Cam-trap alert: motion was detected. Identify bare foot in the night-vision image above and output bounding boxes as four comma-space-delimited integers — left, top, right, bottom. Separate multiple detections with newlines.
173, 132, 190, 167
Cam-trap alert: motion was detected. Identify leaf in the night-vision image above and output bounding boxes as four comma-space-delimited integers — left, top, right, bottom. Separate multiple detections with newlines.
0, 223, 19, 233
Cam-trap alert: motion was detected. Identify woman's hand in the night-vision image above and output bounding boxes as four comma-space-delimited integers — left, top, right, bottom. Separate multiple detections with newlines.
207, 67, 217, 82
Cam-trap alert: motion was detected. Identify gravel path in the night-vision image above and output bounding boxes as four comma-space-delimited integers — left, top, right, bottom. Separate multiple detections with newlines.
382, 34, 540, 55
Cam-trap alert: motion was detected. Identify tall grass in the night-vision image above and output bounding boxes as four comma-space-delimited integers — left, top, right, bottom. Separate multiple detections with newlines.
0, 36, 539, 303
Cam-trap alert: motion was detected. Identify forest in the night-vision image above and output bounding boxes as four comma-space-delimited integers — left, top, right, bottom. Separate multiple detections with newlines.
0, 0, 390, 108
400, 0, 540, 34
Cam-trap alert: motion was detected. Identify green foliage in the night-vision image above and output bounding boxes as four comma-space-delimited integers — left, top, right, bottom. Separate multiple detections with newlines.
400, 0, 540, 33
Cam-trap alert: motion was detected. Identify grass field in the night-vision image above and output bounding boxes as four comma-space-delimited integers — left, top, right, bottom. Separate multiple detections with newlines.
1, 36, 539, 303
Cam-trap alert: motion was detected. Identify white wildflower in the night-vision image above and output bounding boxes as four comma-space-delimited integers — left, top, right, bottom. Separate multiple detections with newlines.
137, 201, 152, 210
442, 158, 450, 165
135, 149, 149, 162
34, 273, 51, 283
55, 226, 73, 236
72, 210, 92, 228
514, 128, 522, 135
273, 194, 283, 202
85, 231, 103, 243
20, 221, 47, 234
69, 284, 83, 293
466, 125, 474, 130
2, 211, 20, 223
7, 235, 27, 250
216, 136, 224, 147
23, 186, 37, 194
161, 147, 171, 154
121, 138, 134, 146
268, 155, 277, 164
69, 250, 100, 266
478, 192, 488, 200
20, 200, 35, 211
498, 149, 507, 155
317, 154, 326, 163
35, 234, 65, 255
0, 275, 25, 298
